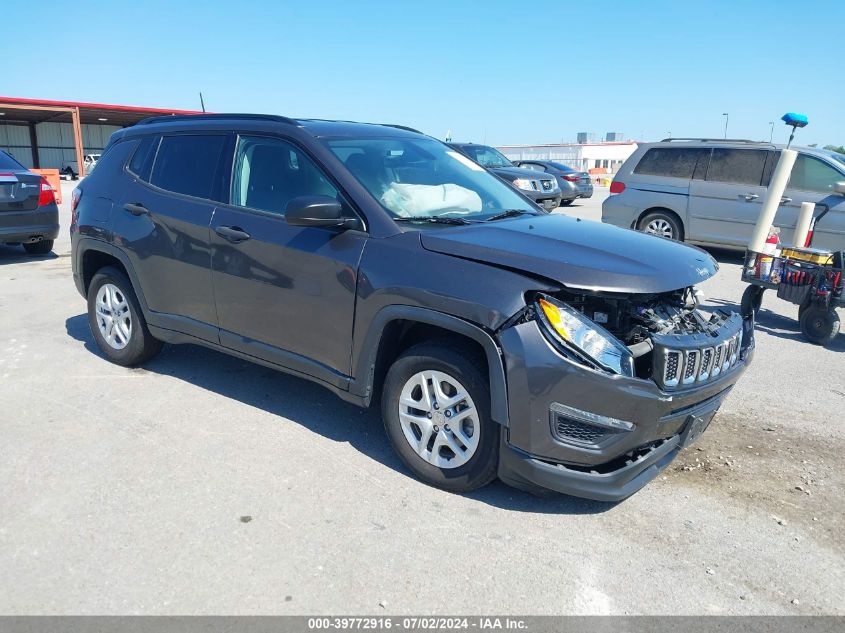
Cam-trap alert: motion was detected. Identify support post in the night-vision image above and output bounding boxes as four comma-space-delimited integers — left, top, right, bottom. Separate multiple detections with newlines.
28, 122, 39, 168
71, 106, 85, 177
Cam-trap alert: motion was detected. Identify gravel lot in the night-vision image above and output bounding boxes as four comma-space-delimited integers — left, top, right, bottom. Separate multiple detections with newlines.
1, 182, 842, 615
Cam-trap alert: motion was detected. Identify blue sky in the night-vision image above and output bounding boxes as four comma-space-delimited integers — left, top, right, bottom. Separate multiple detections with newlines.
2, 0, 842, 146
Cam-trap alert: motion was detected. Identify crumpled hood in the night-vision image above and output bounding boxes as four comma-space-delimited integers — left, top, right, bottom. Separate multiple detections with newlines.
419, 214, 718, 294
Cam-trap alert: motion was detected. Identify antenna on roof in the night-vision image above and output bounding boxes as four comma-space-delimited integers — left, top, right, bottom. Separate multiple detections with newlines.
199, 92, 206, 113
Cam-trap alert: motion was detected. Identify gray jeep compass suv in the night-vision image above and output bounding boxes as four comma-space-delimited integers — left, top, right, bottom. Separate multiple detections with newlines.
70, 114, 754, 501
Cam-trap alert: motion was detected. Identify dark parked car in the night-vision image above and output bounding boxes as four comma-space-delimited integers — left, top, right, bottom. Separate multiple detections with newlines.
0, 150, 59, 255
515, 159, 593, 204
448, 142, 566, 209
70, 114, 753, 501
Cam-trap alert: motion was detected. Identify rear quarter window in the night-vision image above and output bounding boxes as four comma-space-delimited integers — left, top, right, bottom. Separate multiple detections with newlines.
149, 134, 228, 200
633, 148, 708, 179
127, 136, 160, 181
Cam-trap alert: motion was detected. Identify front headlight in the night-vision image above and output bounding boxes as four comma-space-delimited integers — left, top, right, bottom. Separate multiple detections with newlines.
512, 178, 535, 191
536, 295, 634, 377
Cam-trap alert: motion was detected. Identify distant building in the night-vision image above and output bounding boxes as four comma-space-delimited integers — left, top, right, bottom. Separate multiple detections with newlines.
605, 132, 624, 142
576, 132, 596, 144
498, 141, 638, 173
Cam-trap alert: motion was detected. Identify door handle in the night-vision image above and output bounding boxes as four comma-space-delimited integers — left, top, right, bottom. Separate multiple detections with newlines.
123, 202, 149, 216
780, 197, 793, 204
214, 225, 251, 243
739, 194, 759, 202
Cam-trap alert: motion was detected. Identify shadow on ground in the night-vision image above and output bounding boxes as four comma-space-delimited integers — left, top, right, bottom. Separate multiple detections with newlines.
0, 243, 58, 264
65, 313, 612, 515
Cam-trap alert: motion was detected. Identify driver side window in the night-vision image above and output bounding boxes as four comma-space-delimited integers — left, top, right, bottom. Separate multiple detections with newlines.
789, 155, 844, 194
231, 136, 339, 215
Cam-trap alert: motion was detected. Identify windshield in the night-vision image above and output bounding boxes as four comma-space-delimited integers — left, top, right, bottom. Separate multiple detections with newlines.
326, 137, 537, 220
456, 144, 514, 169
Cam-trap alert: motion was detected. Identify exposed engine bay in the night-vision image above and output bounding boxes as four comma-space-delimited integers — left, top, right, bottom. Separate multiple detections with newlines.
521, 286, 740, 382
560, 286, 731, 345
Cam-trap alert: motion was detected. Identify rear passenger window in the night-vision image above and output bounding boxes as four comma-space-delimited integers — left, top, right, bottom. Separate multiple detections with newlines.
127, 136, 159, 181
150, 135, 227, 199
706, 149, 767, 186
633, 148, 708, 179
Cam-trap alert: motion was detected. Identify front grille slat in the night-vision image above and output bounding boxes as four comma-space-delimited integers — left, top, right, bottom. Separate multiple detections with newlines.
657, 330, 742, 391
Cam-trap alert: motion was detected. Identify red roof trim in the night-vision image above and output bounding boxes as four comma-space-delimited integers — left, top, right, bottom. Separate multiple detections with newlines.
0, 96, 202, 115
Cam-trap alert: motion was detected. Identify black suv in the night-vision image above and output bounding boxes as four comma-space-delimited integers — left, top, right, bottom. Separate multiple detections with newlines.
70, 114, 754, 501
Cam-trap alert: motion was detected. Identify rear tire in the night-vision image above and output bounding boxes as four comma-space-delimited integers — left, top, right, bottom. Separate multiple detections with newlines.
799, 306, 840, 345
87, 266, 162, 366
381, 342, 499, 493
638, 210, 683, 241
23, 240, 54, 255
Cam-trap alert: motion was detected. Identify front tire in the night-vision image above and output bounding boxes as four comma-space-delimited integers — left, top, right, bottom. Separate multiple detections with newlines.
560, 199, 574, 207
23, 239, 54, 255
87, 266, 162, 366
638, 210, 683, 241
799, 306, 840, 345
381, 342, 499, 492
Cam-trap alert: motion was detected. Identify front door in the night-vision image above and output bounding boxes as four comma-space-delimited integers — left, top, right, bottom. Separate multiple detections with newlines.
210, 134, 367, 384
777, 152, 845, 250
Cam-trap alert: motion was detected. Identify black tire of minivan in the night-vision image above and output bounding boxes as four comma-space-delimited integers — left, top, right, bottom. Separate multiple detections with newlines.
23, 240, 54, 255
87, 266, 163, 366
381, 342, 499, 493
638, 210, 683, 241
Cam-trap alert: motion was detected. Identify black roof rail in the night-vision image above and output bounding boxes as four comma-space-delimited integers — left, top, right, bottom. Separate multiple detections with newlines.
136, 113, 300, 126
659, 137, 761, 143
381, 123, 423, 134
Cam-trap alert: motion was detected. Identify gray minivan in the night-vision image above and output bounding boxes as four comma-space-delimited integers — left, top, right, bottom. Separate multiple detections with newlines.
602, 139, 845, 251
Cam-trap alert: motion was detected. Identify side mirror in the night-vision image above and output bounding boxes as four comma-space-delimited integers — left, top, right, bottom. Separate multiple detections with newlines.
834, 181, 845, 195
284, 195, 361, 230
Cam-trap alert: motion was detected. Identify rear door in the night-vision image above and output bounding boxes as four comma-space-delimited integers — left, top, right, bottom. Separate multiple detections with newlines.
210, 134, 367, 383
687, 147, 770, 247
115, 133, 229, 342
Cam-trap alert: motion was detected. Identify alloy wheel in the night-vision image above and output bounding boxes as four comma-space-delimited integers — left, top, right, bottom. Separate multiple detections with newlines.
646, 218, 674, 239
95, 283, 132, 350
398, 370, 479, 469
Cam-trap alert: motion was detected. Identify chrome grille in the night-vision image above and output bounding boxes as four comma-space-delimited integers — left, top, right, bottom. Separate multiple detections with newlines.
698, 347, 714, 381
541, 179, 554, 191
659, 332, 742, 390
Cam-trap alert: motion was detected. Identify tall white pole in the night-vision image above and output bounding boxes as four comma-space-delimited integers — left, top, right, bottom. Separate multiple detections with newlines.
792, 201, 815, 248
748, 149, 798, 253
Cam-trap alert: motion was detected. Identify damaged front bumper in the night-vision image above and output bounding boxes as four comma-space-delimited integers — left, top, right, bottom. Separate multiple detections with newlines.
496, 314, 754, 502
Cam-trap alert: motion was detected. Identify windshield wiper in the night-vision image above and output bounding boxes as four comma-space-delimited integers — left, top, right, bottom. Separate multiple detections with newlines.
394, 216, 475, 225
484, 209, 538, 222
